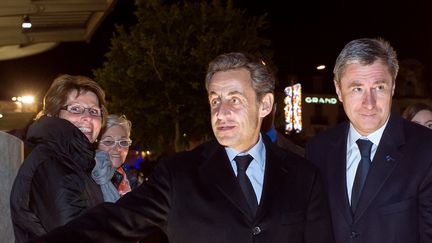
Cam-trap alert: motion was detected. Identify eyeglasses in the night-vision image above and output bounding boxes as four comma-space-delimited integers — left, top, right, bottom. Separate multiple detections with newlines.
99, 139, 132, 148
61, 104, 103, 117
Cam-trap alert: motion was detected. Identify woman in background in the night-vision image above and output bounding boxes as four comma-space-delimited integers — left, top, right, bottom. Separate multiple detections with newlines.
402, 102, 432, 129
92, 114, 169, 242
92, 114, 136, 202
10, 74, 107, 242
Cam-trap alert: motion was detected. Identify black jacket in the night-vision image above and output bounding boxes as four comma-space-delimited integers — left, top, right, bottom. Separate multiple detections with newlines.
306, 113, 432, 243
10, 116, 104, 243
38, 136, 334, 243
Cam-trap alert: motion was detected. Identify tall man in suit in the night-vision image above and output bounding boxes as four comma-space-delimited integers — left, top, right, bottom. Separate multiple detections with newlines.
37, 52, 334, 243
306, 38, 432, 243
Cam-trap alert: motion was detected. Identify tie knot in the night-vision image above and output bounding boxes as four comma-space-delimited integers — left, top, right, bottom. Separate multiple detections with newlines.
356, 139, 373, 159
234, 154, 253, 172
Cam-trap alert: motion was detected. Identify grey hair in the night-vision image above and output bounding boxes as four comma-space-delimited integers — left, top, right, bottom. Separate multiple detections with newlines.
100, 114, 132, 137
333, 38, 399, 84
205, 52, 275, 101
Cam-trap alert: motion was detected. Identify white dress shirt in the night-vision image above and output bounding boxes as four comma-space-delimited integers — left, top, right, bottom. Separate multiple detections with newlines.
225, 134, 266, 203
346, 118, 389, 204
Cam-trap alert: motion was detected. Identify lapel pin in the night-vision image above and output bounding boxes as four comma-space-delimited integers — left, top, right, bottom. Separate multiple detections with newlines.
385, 155, 395, 162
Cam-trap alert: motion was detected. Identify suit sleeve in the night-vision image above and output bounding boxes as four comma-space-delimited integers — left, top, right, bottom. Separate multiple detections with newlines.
419, 162, 432, 242
304, 167, 335, 243
304, 138, 317, 164
36, 158, 172, 242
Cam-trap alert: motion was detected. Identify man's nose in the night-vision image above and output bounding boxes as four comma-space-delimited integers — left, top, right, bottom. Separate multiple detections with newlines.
362, 89, 376, 109
215, 101, 230, 118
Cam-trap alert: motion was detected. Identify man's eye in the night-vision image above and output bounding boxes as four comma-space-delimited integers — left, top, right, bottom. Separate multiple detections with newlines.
231, 97, 240, 104
210, 99, 219, 106
353, 87, 362, 92
375, 85, 385, 91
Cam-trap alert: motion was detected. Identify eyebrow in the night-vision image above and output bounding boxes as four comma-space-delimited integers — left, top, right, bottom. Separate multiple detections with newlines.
346, 79, 388, 88
208, 90, 243, 97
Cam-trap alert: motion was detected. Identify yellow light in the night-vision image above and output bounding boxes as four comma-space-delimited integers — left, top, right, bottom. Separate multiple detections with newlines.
284, 83, 302, 133
22, 16, 32, 29
21, 95, 34, 104
22, 22, 32, 29
316, 65, 326, 70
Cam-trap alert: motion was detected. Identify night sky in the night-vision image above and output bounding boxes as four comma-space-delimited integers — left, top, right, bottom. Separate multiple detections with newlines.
0, 0, 430, 101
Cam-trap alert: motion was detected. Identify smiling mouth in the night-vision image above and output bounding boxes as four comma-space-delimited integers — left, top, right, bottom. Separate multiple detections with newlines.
78, 127, 93, 141
79, 127, 92, 133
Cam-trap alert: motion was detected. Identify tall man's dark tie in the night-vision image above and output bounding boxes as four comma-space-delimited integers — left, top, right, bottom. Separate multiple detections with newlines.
351, 139, 373, 213
234, 154, 258, 216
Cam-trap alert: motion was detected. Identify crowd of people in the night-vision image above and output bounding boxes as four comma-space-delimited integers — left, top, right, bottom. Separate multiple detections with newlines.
7, 37, 432, 243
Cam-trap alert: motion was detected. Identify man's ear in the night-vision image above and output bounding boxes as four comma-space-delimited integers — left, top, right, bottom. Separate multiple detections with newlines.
334, 80, 343, 102
259, 93, 274, 118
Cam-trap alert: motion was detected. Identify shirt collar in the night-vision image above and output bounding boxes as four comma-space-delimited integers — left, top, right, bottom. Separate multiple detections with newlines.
348, 115, 390, 149
225, 133, 266, 169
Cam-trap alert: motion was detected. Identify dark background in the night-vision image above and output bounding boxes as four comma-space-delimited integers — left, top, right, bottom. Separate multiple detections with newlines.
0, 0, 430, 100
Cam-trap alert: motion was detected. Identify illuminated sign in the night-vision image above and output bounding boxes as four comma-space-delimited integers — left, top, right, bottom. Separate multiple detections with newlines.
304, 96, 337, 104
284, 83, 302, 133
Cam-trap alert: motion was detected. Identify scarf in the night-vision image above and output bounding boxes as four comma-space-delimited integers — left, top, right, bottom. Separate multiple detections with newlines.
92, 150, 120, 202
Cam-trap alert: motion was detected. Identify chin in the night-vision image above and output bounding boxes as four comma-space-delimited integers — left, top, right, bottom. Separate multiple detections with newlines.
215, 135, 233, 147
86, 135, 95, 143
111, 161, 123, 169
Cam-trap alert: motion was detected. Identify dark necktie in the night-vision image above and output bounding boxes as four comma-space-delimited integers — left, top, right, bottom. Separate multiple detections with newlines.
234, 154, 258, 216
351, 139, 373, 213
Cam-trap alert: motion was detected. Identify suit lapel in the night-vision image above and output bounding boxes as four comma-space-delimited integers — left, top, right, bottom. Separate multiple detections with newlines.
254, 140, 288, 222
353, 114, 404, 221
326, 124, 354, 224
198, 141, 254, 221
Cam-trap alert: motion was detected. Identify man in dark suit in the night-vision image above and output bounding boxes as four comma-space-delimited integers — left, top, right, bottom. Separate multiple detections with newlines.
37, 52, 334, 242
306, 38, 432, 243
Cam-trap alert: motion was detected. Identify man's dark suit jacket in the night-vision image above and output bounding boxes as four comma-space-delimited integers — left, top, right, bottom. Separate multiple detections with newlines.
40, 136, 334, 243
306, 113, 432, 243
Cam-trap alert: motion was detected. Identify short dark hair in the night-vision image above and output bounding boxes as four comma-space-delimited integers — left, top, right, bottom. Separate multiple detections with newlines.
205, 52, 275, 101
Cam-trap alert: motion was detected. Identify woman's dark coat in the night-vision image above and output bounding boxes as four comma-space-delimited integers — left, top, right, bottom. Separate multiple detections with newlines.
10, 116, 103, 243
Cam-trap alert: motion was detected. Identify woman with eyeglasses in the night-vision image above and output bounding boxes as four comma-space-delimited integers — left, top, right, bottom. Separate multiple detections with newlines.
10, 74, 106, 243
91, 114, 136, 202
